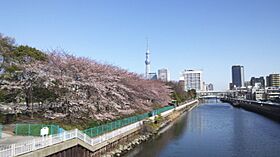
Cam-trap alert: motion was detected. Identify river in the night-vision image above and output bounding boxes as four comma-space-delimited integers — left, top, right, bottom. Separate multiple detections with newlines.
125, 99, 280, 157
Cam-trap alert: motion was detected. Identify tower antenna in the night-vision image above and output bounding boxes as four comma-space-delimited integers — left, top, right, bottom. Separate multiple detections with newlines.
145, 38, 151, 79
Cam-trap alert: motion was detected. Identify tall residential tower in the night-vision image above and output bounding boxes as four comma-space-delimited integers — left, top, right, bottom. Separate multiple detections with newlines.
231, 65, 244, 89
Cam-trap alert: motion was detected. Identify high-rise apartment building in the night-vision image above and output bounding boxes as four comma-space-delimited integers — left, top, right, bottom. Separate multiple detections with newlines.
266, 74, 280, 87
158, 68, 170, 82
231, 65, 244, 89
182, 69, 203, 91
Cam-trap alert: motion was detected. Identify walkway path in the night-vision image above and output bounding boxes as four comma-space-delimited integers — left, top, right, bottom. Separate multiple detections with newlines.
0, 132, 38, 145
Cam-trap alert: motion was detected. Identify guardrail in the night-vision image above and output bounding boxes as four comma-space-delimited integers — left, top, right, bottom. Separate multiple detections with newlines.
0, 121, 142, 157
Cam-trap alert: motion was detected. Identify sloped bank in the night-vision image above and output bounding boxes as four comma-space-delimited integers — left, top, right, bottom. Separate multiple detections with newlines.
105, 100, 198, 157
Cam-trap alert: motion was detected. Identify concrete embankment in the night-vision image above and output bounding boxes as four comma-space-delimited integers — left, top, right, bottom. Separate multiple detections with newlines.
107, 100, 199, 157
221, 98, 280, 121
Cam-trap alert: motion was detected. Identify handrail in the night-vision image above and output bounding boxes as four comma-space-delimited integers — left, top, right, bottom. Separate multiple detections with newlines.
0, 122, 142, 157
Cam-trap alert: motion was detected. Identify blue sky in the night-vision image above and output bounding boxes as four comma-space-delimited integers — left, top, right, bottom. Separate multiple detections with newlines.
1, 0, 280, 90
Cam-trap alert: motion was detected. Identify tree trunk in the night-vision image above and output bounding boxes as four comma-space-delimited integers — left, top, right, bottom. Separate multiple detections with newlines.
30, 84, 34, 119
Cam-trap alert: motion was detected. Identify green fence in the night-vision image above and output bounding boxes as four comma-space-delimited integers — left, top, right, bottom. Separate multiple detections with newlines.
83, 105, 175, 138
153, 105, 175, 115
15, 124, 61, 136
0, 124, 2, 139
14, 106, 175, 137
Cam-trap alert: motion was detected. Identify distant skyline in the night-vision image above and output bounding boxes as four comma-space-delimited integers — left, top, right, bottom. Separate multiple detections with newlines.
1, 0, 280, 90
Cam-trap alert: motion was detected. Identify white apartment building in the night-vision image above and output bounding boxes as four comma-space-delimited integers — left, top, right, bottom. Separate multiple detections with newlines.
182, 69, 203, 92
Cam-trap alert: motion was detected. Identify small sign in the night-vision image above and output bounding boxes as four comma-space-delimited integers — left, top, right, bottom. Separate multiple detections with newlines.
40, 127, 49, 136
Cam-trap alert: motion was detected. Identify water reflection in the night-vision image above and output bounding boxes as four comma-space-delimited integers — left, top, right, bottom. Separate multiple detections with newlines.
125, 110, 189, 157
126, 99, 280, 157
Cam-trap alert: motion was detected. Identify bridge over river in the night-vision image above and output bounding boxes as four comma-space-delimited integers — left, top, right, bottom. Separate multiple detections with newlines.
197, 91, 228, 99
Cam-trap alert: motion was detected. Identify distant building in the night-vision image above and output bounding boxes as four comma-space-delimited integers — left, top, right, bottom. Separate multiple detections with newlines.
265, 87, 280, 100
178, 80, 185, 90
207, 83, 214, 91
253, 89, 266, 101
244, 81, 251, 88
148, 72, 157, 80
266, 74, 280, 87
251, 82, 265, 100
202, 82, 206, 91
158, 68, 170, 82
229, 83, 234, 90
182, 69, 203, 91
250, 77, 265, 88
231, 65, 245, 88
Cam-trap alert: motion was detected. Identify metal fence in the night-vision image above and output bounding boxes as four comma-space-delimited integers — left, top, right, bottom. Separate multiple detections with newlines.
83, 105, 175, 137
0, 122, 142, 157
13, 106, 175, 138
0, 100, 197, 157
15, 124, 61, 136
153, 105, 175, 115
0, 124, 2, 139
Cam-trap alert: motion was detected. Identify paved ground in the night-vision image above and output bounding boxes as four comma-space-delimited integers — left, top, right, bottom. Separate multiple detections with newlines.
0, 132, 38, 145
1, 132, 12, 138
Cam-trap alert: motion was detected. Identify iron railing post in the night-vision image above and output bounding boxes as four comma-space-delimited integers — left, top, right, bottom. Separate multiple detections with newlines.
63, 131, 66, 141
11, 144, 15, 156
75, 128, 78, 138
32, 139, 35, 151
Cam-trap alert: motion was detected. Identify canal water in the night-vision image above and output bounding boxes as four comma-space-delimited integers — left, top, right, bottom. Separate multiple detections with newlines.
125, 99, 280, 157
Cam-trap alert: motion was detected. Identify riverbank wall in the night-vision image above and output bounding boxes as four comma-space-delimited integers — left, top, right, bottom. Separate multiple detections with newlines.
221, 98, 280, 121
106, 100, 199, 157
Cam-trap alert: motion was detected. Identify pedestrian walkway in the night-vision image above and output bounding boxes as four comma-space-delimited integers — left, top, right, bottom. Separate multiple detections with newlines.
0, 132, 38, 145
